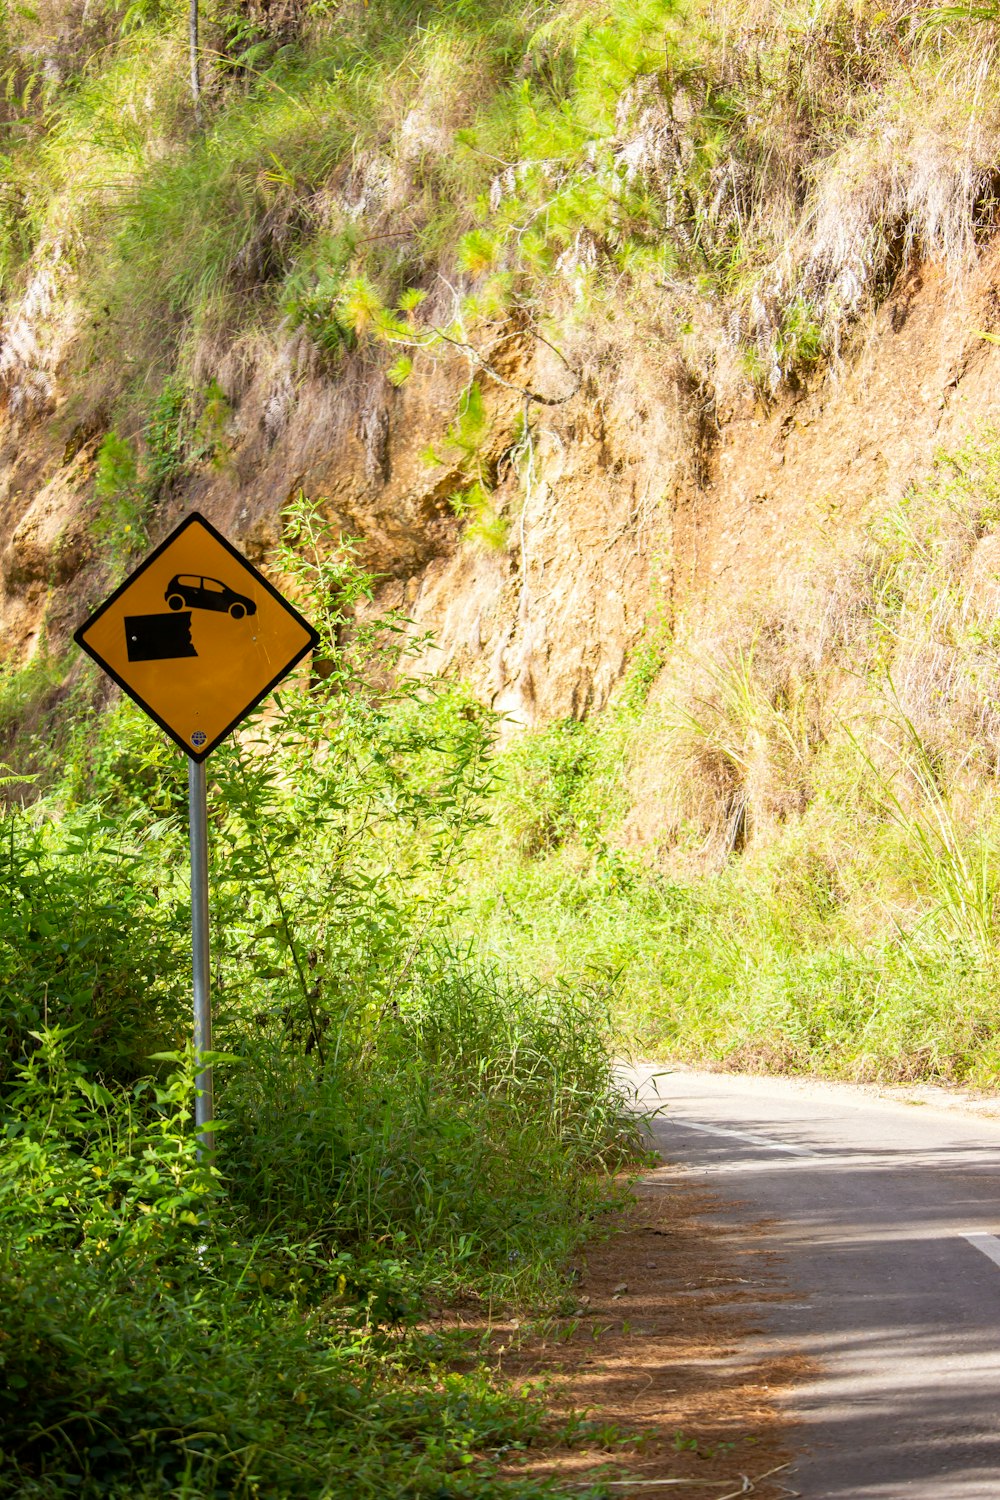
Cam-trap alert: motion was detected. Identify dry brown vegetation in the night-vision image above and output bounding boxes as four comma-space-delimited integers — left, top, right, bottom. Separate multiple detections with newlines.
491, 1174, 801, 1499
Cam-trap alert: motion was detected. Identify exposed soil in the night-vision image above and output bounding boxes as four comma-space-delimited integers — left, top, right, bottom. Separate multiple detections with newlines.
492, 1162, 808, 1497
11, 239, 1000, 752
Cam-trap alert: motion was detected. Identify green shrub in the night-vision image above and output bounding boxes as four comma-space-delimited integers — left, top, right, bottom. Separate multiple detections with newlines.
0, 802, 190, 1085
91, 431, 147, 567
500, 718, 601, 856
0, 1034, 608, 1499
0, 505, 640, 1496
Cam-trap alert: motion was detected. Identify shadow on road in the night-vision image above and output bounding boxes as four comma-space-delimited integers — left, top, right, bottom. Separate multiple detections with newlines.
639, 1077, 1000, 1499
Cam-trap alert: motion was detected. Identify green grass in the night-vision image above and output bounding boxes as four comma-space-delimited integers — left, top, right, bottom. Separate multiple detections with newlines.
0, 501, 643, 1498
462, 425, 1000, 1089
470, 835, 1000, 1084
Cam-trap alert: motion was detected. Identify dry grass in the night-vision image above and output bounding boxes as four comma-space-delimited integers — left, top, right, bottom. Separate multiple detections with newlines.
621, 426, 1000, 896
658, 0, 1000, 391
622, 613, 822, 866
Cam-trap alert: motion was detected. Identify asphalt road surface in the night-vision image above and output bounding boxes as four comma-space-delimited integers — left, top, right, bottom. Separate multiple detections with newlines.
635, 1066, 1000, 1499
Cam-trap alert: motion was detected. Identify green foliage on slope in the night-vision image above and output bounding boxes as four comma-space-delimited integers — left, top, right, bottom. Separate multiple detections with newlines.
469, 424, 1000, 1086
0, 506, 641, 1498
4, 0, 1000, 418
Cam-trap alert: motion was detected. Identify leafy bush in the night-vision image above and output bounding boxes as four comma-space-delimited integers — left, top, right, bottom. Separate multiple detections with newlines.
91, 431, 148, 567
0, 1035, 610, 1498
500, 718, 601, 856
0, 802, 190, 1085
0, 502, 640, 1496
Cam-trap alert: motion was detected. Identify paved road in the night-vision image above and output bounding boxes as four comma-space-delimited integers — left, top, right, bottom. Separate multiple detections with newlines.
635, 1066, 1000, 1498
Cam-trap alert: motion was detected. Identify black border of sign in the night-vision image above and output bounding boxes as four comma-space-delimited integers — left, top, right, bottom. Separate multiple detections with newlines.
73, 510, 321, 763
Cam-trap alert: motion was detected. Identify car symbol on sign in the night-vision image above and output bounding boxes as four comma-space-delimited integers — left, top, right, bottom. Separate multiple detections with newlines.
165, 574, 257, 620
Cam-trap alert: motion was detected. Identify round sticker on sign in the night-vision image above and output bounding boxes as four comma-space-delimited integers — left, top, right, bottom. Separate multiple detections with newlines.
191, 731, 207, 747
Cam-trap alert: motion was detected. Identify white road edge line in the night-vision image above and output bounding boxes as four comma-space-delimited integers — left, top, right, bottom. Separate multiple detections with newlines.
666, 1118, 819, 1158
963, 1232, 1000, 1269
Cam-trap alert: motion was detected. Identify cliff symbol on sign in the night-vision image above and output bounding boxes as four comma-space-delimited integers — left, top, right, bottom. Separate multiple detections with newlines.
125, 611, 198, 663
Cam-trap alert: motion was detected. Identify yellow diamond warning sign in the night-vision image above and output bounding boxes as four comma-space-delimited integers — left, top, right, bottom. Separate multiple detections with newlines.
75, 512, 320, 762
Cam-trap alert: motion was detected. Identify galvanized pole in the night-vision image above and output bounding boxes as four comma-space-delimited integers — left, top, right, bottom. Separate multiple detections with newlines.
189, 0, 201, 129
188, 756, 214, 1154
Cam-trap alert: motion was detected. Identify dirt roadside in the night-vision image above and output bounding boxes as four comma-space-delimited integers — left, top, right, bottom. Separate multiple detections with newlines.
495, 1160, 808, 1498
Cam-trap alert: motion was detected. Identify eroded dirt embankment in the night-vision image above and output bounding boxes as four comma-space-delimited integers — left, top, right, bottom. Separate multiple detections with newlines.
4, 243, 1000, 732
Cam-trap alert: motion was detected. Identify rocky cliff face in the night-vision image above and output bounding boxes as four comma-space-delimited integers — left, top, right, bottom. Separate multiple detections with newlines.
3, 239, 1000, 737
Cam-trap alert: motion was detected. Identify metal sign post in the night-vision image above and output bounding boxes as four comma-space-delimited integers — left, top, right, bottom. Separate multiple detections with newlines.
188, 756, 214, 1154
